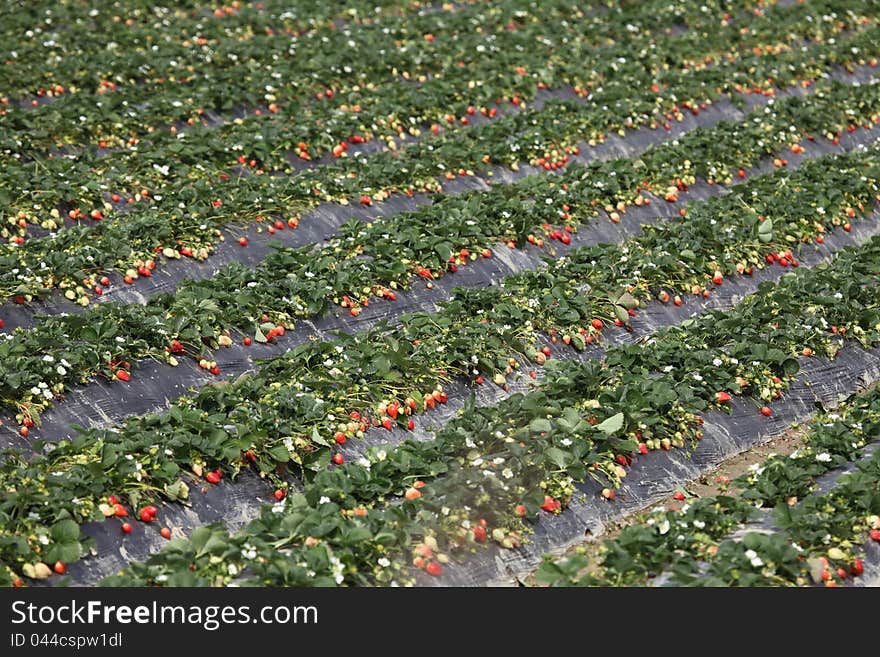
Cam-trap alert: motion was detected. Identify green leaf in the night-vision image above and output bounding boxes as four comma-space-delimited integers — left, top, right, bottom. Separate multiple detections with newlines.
530, 418, 552, 434
545, 447, 569, 468
267, 444, 291, 463
310, 427, 331, 447
616, 292, 639, 310
50, 519, 79, 544
595, 412, 624, 436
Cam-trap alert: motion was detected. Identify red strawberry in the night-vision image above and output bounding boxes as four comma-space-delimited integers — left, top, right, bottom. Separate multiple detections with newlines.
115, 369, 130, 382
407, 418, 415, 430
53, 561, 66, 575
870, 529, 880, 541
206, 470, 221, 484
541, 495, 561, 512
160, 527, 172, 540
672, 491, 686, 501
852, 559, 864, 576
760, 406, 772, 417
591, 319, 603, 331
113, 503, 128, 517
473, 526, 487, 543
332, 453, 344, 465
238, 237, 248, 246
426, 562, 442, 576
382, 418, 393, 430
274, 489, 286, 501
715, 391, 732, 403
334, 431, 347, 444
121, 522, 132, 534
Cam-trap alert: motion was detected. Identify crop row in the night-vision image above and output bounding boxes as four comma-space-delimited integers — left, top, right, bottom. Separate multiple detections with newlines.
0, 0, 778, 155
2, 79, 878, 427
78, 229, 880, 587
0, 0, 830, 256
2, 5, 875, 304
536, 387, 880, 587
2, 141, 879, 585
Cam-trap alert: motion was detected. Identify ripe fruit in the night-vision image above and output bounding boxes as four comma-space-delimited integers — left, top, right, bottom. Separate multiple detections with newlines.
473, 526, 487, 543
113, 503, 128, 517
238, 237, 248, 246
601, 488, 616, 500
672, 491, 686, 501
243, 337, 252, 346
139, 508, 155, 522
160, 527, 172, 540
206, 470, 221, 484
760, 406, 772, 417
591, 319, 603, 331
274, 489, 286, 501
715, 391, 732, 403
712, 271, 724, 285
19, 426, 28, 438
869, 529, 880, 541
515, 504, 527, 517
332, 453, 344, 465
852, 559, 864, 576
426, 562, 442, 576
121, 522, 132, 534
405, 487, 422, 501
53, 561, 66, 575
115, 369, 130, 382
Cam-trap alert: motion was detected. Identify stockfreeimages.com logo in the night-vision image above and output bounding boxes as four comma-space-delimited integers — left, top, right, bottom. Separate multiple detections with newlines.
11, 600, 317, 631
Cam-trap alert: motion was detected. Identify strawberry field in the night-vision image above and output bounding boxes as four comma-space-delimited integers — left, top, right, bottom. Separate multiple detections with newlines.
2, 0, 880, 588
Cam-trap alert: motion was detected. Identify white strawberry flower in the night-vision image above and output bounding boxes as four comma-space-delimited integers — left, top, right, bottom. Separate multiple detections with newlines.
745, 549, 764, 567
